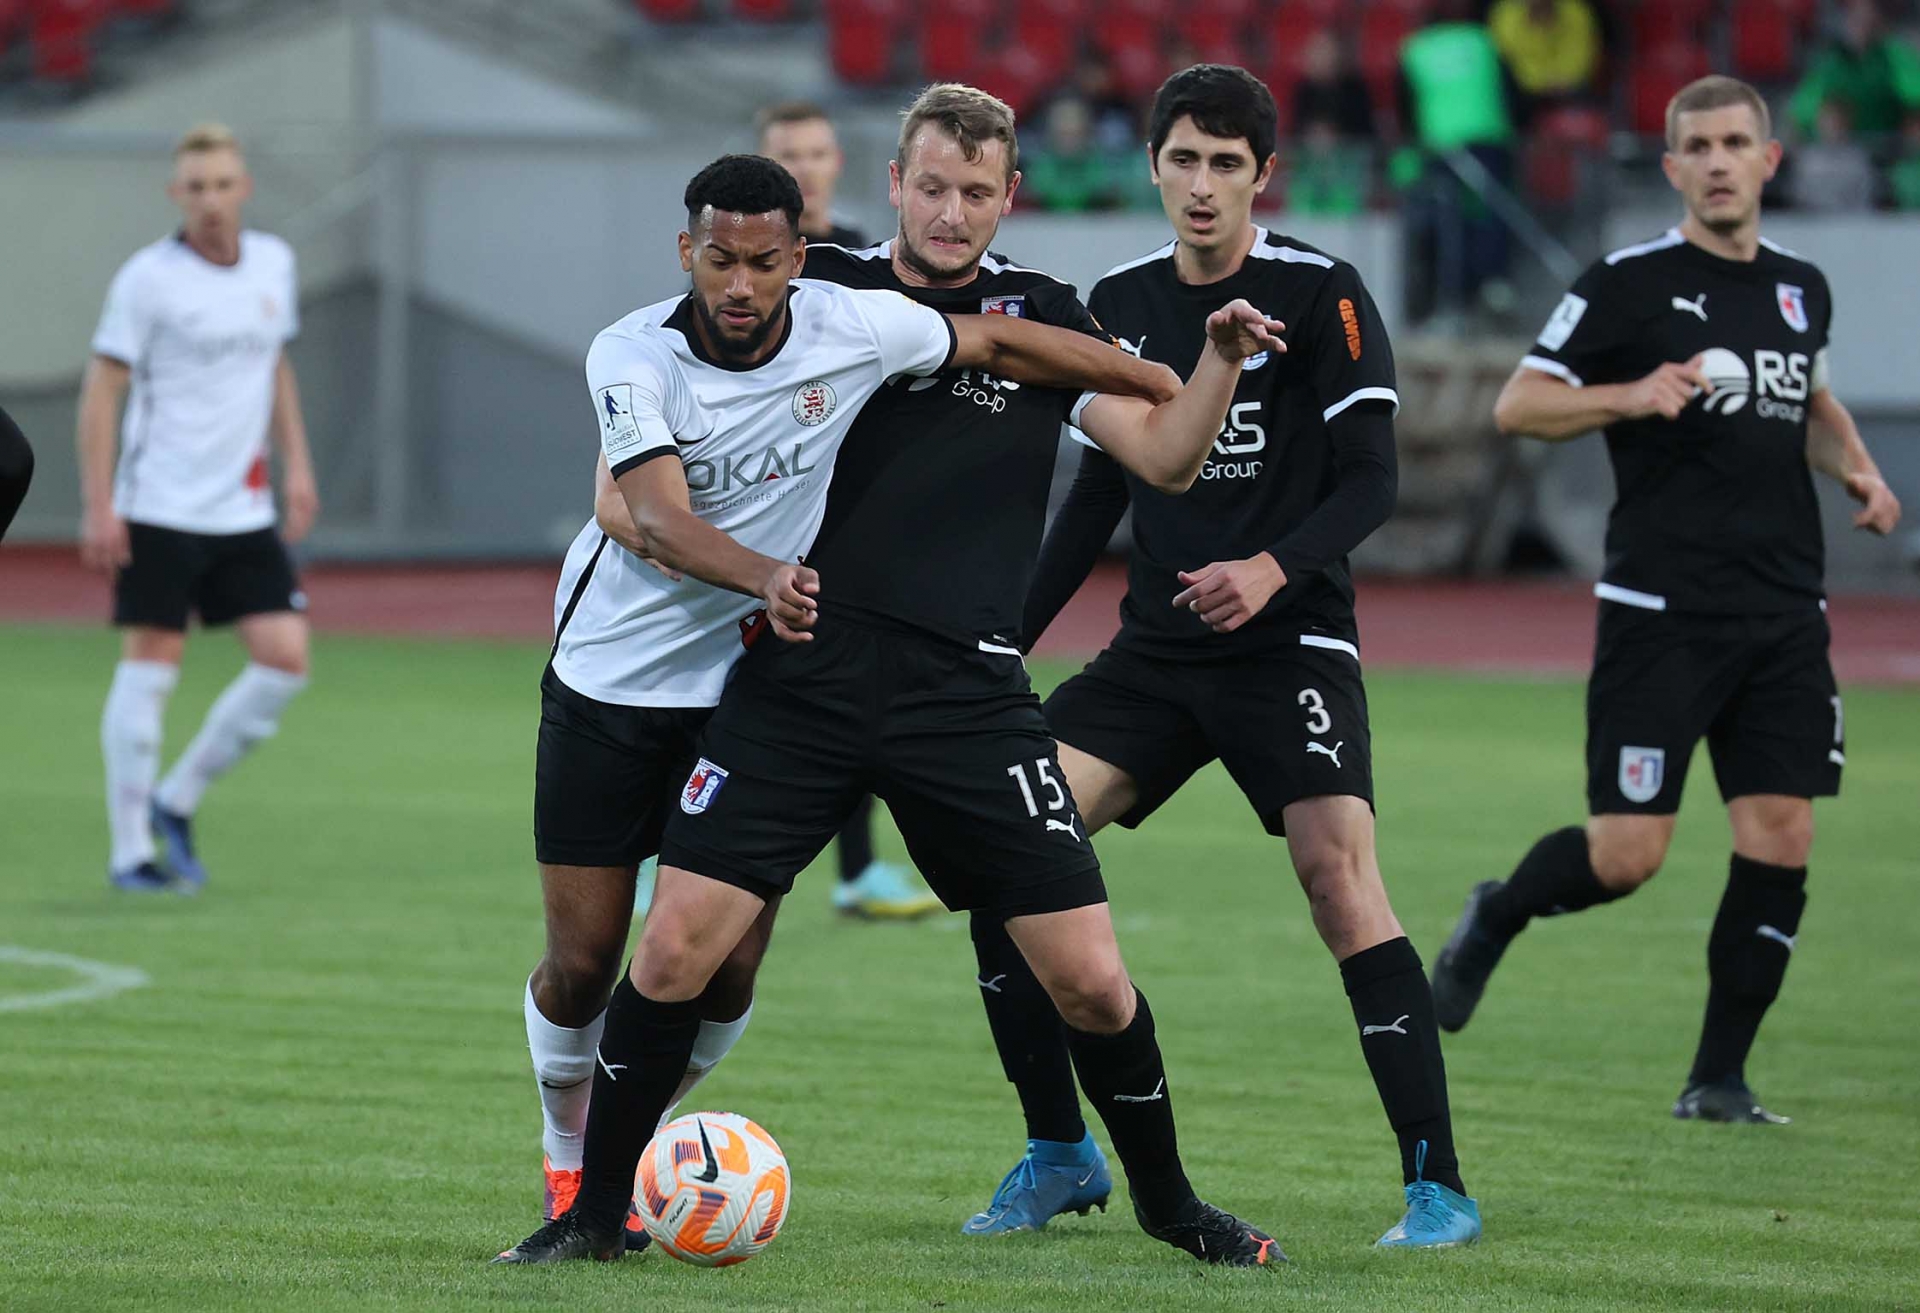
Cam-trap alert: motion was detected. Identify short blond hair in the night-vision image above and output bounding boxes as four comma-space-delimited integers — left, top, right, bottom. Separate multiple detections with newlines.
897, 83, 1018, 180
174, 122, 241, 158
1666, 76, 1771, 149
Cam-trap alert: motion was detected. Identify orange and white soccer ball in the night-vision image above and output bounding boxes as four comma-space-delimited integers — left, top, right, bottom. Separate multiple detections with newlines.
636, 1111, 791, 1267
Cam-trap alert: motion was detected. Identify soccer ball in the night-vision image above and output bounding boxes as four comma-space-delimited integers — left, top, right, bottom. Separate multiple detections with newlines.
636, 1111, 791, 1266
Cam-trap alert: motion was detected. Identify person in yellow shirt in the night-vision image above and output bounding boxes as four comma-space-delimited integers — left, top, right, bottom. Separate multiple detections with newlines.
1488, 0, 1602, 117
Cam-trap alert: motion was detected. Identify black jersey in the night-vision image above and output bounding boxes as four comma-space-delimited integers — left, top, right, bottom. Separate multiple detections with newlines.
1523, 228, 1833, 614
1083, 228, 1399, 657
799, 241, 1109, 648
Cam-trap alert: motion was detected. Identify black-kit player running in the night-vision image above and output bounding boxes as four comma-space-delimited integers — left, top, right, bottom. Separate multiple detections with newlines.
1431, 76, 1901, 1125
967, 65, 1481, 1250
510, 85, 1291, 1268
0, 403, 32, 540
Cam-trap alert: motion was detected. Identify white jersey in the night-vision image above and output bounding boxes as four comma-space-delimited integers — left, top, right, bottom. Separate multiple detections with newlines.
91, 230, 299, 535
550, 279, 957, 707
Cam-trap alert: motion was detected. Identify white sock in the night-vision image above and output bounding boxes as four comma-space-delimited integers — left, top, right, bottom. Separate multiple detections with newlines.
154, 663, 307, 816
102, 660, 179, 872
660, 1002, 755, 1130
525, 978, 604, 1172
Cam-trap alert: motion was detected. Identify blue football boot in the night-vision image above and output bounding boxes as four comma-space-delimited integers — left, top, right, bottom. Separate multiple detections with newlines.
151, 803, 207, 892
109, 861, 174, 893
1377, 1141, 1482, 1249
962, 1132, 1112, 1234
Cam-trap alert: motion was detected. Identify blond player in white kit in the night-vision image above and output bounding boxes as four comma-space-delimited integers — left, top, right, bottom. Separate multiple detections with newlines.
77, 123, 318, 894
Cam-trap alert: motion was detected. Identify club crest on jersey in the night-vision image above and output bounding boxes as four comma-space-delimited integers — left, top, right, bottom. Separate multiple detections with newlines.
1776, 283, 1808, 333
1241, 350, 1270, 371
1618, 746, 1665, 804
980, 295, 1025, 317
680, 758, 730, 814
791, 379, 837, 427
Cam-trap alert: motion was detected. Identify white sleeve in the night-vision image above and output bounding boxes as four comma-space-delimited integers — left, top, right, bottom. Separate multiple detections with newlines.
851, 289, 957, 381
1065, 392, 1104, 449
587, 332, 691, 476
91, 257, 153, 366
1811, 346, 1831, 394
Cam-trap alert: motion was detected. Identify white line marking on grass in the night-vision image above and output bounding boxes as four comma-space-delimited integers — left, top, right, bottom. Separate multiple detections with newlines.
0, 946, 149, 1013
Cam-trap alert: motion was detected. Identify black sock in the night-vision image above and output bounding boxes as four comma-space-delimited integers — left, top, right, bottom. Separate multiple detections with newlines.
1689, 855, 1807, 1087
970, 915, 1085, 1145
575, 974, 702, 1229
836, 794, 875, 883
1480, 825, 1623, 938
1341, 937, 1466, 1195
1064, 988, 1193, 1226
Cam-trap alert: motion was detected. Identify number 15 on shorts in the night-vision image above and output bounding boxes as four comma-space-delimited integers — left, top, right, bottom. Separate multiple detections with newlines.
1008, 758, 1082, 841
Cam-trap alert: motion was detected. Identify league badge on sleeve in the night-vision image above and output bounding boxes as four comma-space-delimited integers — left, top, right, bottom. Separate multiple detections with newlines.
599, 384, 643, 454
1776, 284, 1808, 333
1618, 746, 1666, 805
680, 758, 731, 815
980, 295, 1025, 317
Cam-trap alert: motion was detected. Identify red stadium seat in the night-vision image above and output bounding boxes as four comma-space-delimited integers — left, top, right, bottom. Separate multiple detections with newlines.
1011, 11, 1078, 79
1731, 0, 1802, 84
634, 0, 702, 21
1356, 4, 1414, 92
1629, 0, 1712, 53
112, 0, 177, 17
1109, 40, 1171, 100
920, 1, 995, 83
1629, 45, 1709, 135
730, 0, 795, 19
1523, 105, 1609, 206
1270, 0, 1345, 41
1090, 10, 1160, 61
825, 0, 903, 85
974, 45, 1051, 119
1187, 11, 1250, 65
29, 0, 106, 82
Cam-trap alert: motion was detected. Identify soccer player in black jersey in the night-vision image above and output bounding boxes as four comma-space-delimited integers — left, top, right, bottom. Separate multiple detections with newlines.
514, 88, 1291, 1268
1431, 77, 1902, 1126
966, 65, 1480, 1249
0, 403, 32, 541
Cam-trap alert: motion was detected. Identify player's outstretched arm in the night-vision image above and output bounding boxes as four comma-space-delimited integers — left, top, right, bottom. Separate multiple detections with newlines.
946, 314, 1181, 405
1493, 355, 1712, 441
271, 354, 321, 543
614, 455, 818, 641
1075, 299, 1286, 494
76, 354, 131, 571
594, 453, 682, 578
1808, 388, 1902, 535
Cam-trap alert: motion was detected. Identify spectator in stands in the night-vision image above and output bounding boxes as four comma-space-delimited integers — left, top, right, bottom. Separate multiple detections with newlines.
1066, 53, 1142, 155
755, 101, 866, 247
1788, 0, 1920, 139
1021, 96, 1122, 213
1887, 109, 1920, 209
1288, 117, 1372, 217
1290, 29, 1375, 140
1399, 0, 1519, 318
1790, 100, 1878, 211
1485, 0, 1603, 124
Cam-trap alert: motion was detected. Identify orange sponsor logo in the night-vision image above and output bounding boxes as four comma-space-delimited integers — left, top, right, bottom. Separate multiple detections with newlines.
1338, 298, 1362, 360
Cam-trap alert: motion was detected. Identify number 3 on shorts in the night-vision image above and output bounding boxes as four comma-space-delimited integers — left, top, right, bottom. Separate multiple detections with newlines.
1299, 687, 1331, 736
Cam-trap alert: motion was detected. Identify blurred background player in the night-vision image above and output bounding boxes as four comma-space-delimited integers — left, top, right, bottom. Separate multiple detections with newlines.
78, 123, 317, 893
0, 403, 32, 541
1431, 77, 1902, 1125
756, 98, 941, 921
969, 64, 1477, 1249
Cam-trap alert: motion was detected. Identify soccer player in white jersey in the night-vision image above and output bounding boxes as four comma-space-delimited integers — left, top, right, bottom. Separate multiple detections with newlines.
510, 154, 1281, 1255
78, 123, 317, 893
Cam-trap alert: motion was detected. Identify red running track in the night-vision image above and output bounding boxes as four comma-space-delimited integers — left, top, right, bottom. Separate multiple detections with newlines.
3, 547, 1916, 684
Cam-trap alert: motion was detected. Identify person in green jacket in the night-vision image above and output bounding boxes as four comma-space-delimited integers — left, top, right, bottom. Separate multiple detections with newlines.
1788, 0, 1920, 139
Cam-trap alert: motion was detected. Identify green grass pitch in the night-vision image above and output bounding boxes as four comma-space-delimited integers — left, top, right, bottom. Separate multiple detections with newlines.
3, 624, 1915, 1312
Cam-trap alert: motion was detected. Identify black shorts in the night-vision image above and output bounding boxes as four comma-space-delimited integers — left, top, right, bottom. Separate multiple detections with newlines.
1586, 603, 1843, 815
1044, 639, 1374, 836
533, 664, 712, 868
658, 619, 1106, 919
112, 522, 303, 630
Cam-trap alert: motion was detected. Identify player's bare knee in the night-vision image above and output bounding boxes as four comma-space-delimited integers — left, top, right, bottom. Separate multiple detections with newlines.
1734, 799, 1815, 868
631, 921, 722, 1002
1292, 837, 1365, 904
1047, 964, 1133, 1034
1588, 828, 1666, 891
534, 948, 619, 1024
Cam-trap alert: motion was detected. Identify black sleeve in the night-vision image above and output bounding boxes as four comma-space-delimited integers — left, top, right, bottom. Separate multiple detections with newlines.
1520, 259, 1634, 387
1029, 280, 1116, 345
0, 403, 33, 543
1307, 262, 1399, 423
1021, 445, 1129, 652
1263, 401, 1396, 580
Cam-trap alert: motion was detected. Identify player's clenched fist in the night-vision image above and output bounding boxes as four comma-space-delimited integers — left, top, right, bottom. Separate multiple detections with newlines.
80, 507, 130, 572
1205, 299, 1287, 364
1623, 354, 1713, 421
763, 561, 820, 641
1172, 553, 1289, 634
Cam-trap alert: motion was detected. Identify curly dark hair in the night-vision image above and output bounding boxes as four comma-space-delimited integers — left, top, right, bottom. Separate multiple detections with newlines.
683, 154, 805, 236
